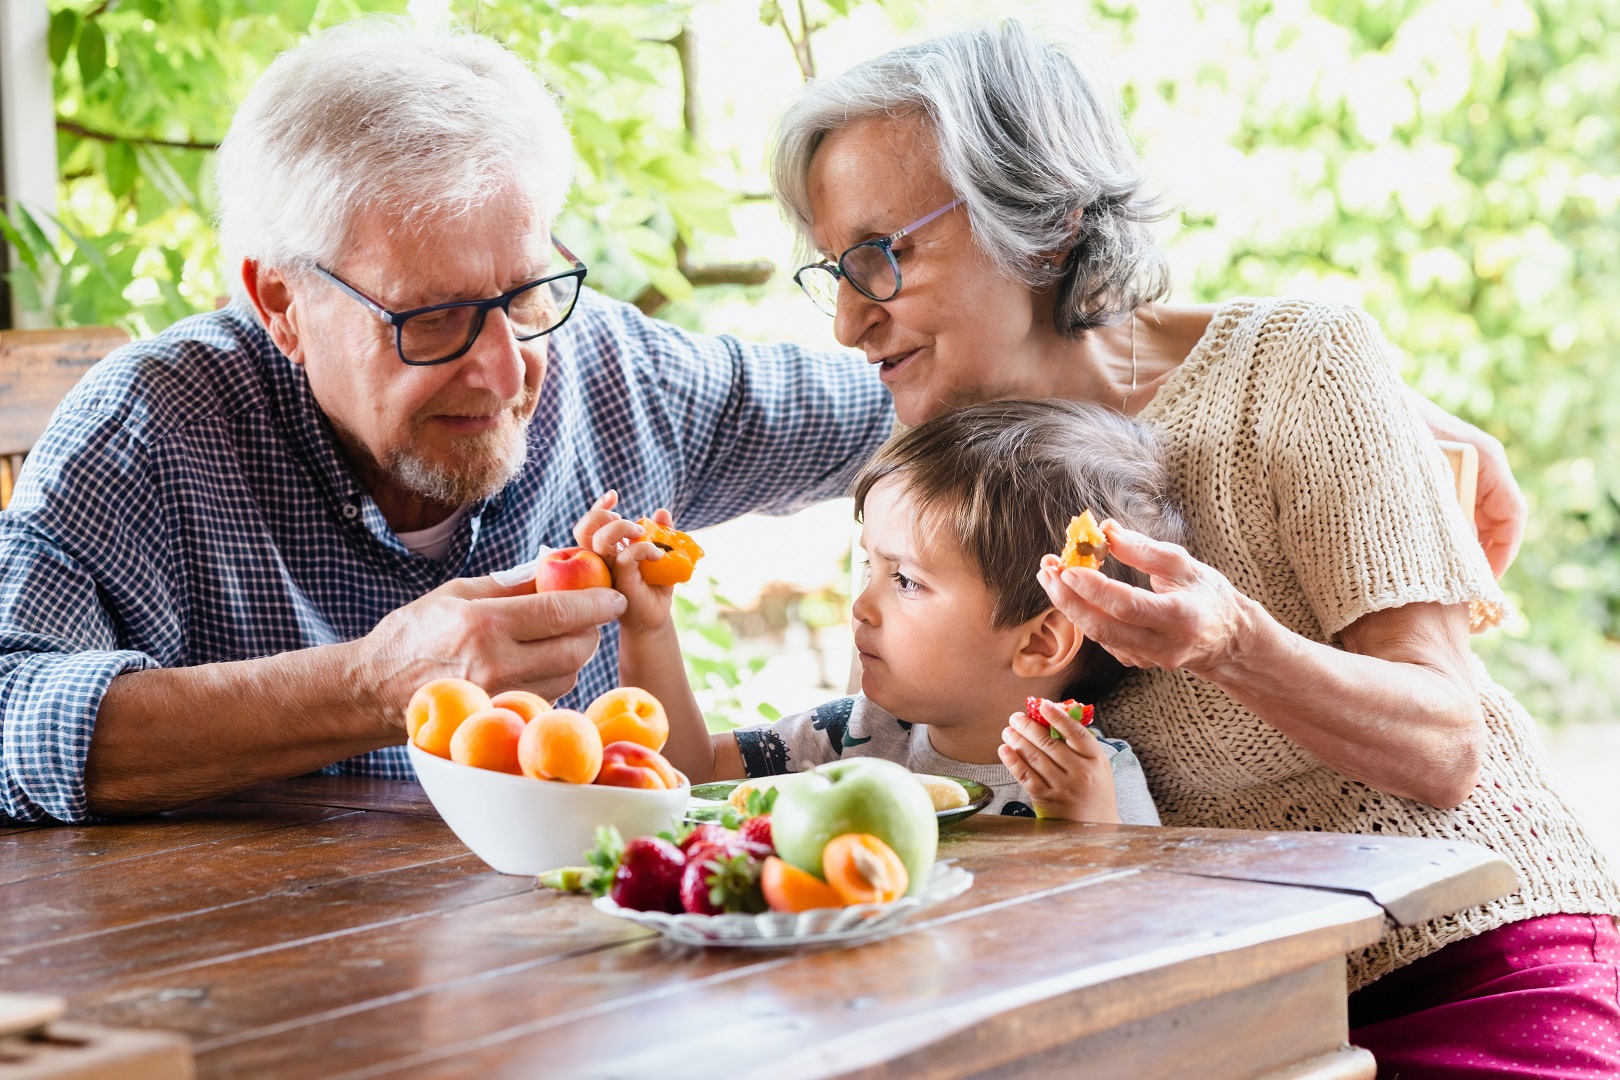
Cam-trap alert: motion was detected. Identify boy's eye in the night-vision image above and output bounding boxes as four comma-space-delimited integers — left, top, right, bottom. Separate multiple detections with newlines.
891, 570, 919, 594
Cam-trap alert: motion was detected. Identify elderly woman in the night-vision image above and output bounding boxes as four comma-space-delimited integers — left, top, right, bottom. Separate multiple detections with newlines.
770, 21, 1620, 1075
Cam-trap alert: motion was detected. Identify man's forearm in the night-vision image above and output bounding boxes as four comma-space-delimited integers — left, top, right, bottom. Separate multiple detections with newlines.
85, 641, 401, 815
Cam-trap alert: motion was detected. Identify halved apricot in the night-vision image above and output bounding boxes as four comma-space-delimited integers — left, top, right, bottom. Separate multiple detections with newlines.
408, 678, 492, 759
584, 687, 669, 752
517, 709, 603, 784
761, 856, 844, 913
822, 834, 909, 905
634, 518, 704, 587
449, 708, 526, 774
489, 690, 550, 724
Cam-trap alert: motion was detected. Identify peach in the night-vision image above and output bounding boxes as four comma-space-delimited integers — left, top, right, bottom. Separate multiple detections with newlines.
449, 708, 526, 774
517, 708, 603, 784
822, 833, 909, 905
761, 855, 843, 913
535, 547, 612, 592
489, 690, 550, 724
584, 687, 669, 752
408, 678, 492, 759
595, 741, 684, 790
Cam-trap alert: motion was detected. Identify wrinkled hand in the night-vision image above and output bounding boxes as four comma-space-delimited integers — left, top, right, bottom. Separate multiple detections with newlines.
997, 701, 1118, 822
1411, 394, 1526, 577
363, 566, 625, 722
1037, 521, 1254, 680
573, 490, 676, 635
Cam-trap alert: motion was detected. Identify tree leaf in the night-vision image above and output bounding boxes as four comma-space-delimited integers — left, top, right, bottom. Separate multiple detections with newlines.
77, 22, 107, 86
48, 9, 78, 68
105, 142, 138, 200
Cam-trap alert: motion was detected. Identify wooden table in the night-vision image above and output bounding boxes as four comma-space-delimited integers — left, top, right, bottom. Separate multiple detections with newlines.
0, 777, 1516, 1080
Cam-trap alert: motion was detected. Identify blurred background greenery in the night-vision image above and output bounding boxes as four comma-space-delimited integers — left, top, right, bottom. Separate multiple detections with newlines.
5, 0, 1618, 729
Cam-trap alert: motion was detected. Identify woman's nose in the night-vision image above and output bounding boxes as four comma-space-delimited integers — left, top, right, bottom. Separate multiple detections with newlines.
832, 281, 885, 348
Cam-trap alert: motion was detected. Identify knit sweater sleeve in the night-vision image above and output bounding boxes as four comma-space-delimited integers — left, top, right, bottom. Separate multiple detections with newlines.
1266, 305, 1506, 636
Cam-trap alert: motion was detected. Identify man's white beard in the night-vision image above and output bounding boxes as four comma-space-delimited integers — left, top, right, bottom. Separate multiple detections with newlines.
387, 421, 529, 507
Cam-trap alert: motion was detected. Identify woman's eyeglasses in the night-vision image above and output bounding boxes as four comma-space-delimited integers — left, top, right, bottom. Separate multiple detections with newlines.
312, 238, 588, 366
793, 198, 963, 317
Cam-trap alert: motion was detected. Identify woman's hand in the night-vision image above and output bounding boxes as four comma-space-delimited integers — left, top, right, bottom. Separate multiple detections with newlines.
573, 491, 676, 636
1407, 391, 1527, 578
998, 702, 1119, 822
1036, 521, 1255, 680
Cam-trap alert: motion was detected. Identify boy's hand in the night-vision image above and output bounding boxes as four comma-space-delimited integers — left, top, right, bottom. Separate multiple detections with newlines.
573, 491, 676, 635
998, 700, 1120, 823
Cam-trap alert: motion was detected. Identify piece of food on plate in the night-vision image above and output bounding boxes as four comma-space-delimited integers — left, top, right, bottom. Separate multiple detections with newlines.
727, 774, 802, 811
913, 774, 970, 812
1059, 509, 1108, 570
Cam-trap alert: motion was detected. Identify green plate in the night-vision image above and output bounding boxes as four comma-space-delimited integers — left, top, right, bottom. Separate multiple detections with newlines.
686, 776, 993, 827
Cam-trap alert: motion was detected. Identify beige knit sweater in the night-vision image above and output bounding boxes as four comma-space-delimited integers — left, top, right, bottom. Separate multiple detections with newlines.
1108, 297, 1620, 991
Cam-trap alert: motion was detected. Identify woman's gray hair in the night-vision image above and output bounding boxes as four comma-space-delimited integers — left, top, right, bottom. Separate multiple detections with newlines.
215, 17, 573, 309
773, 20, 1169, 334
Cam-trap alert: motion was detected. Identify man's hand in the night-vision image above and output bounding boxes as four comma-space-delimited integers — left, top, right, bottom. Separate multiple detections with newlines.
1409, 392, 1527, 578
998, 702, 1119, 822
360, 568, 626, 729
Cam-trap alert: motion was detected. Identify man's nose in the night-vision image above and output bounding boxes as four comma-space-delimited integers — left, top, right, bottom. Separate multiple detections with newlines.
832, 281, 885, 349
459, 307, 525, 399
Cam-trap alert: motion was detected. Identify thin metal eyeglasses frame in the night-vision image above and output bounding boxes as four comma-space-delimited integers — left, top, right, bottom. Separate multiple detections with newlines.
311, 237, 588, 366
793, 197, 964, 314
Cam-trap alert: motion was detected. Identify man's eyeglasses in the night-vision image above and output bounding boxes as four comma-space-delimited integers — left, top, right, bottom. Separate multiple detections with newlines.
312, 238, 588, 366
792, 198, 963, 317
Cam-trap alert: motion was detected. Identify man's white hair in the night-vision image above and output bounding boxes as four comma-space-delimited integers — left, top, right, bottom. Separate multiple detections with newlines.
215, 17, 573, 308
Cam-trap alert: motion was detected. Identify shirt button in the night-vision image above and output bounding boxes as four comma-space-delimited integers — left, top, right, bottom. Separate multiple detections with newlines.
342, 504, 359, 519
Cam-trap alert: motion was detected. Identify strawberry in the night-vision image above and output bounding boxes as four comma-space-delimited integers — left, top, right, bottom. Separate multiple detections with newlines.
680, 849, 768, 915
678, 824, 732, 855
737, 814, 773, 853
609, 836, 685, 913
1023, 697, 1096, 742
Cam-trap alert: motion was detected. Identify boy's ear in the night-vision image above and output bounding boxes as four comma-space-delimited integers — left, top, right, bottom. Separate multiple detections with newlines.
1010, 608, 1085, 680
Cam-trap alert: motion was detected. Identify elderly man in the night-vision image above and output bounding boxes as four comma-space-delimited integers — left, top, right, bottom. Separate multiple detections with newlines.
0, 21, 891, 822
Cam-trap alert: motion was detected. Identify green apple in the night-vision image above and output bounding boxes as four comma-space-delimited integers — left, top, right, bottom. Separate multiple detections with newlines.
770, 759, 938, 897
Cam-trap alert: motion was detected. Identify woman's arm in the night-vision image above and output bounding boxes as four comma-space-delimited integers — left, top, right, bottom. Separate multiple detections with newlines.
1039, 527, 1486, 809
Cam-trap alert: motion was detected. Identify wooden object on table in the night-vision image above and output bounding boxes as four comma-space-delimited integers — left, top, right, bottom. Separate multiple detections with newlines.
0, 778, 1515, 1080
0, 327, 128, 510
1437, 438, 1479, 523
0, 993, 193, 1080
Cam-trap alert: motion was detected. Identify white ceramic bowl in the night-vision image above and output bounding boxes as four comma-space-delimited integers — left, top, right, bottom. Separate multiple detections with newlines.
407, 743, 690, 876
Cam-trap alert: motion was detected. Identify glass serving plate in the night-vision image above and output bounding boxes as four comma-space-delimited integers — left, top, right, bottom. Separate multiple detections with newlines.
685, 776, 993, 827
592, 861, 973, 947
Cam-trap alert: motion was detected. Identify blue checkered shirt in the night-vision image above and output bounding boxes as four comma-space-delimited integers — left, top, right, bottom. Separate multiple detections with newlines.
0, 289, 892, 822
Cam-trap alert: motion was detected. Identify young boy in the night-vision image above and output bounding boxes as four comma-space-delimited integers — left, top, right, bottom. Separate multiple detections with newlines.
573, 400, 1184, 823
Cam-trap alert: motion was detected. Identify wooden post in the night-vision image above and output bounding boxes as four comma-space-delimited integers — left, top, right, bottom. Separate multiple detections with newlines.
0, 0, 59, 330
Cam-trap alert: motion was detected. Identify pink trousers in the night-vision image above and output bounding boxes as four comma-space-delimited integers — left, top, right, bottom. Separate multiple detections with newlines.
1349, 914, 1620, 1079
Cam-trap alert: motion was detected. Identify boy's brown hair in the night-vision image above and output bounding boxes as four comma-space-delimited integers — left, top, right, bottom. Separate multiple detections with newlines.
850, 399, 1186, 702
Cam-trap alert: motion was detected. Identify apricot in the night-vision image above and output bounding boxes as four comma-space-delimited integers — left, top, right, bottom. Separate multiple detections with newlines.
489, 690, 550, 724
517, 709, 603, 784
408, 678, 492, 759
761, 856, 844, 913
634, 518, 704, 587
449, 708, 526, 774
596, 741, 684, 790
1060, 509, 1107, 570
585, 687, 669, 752
822, 834, 909, 905
535, 547, 613, 592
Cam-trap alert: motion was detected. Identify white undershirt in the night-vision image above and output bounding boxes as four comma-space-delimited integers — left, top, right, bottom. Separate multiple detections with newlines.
395, 508, 467, 562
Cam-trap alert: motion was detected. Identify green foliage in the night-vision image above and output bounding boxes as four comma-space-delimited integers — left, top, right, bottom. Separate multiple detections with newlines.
672, 579, 778, 731
1096, 0, 1620, 721
12, 0, 740, 332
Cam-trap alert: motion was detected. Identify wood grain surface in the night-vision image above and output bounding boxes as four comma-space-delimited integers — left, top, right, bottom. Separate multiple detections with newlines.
0, 779, 1514, 1080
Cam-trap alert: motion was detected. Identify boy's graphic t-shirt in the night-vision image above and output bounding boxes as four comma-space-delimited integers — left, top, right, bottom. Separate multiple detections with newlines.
732, 695, 1160, 825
